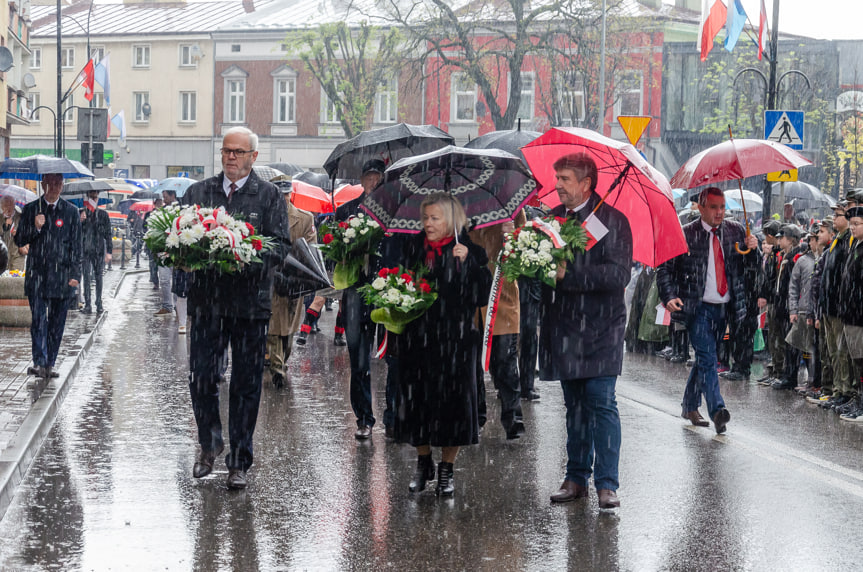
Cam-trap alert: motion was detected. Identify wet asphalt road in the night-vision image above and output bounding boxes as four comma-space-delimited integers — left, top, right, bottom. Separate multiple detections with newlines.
2, 273, 863, 571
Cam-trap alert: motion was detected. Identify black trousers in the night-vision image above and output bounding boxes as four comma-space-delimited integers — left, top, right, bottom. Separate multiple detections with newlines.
476, 333, 523, 430
189, 313, 268, 472
728, 306, 758, 375
82, 253, 104, 309
343, 287, 375, 428
518, 277, 541, 395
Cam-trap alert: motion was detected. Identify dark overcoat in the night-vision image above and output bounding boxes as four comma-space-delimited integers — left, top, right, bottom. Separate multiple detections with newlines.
539, 194, 633, 381
839, 239, 863, 327
15, 197, 82, 299
181, 171, 290, 320
394, 233, 492, 447
81, 205, 112, 257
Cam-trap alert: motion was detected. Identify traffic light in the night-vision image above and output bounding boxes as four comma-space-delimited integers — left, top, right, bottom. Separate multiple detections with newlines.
92, 143, 104, 168
80, 142, 90, 164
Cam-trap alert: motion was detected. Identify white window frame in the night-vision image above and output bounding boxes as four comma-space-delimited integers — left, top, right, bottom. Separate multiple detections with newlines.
557, 73, 586, 126
180, 91, 197, 123
61, 47, 74, 69
221, 66, 248, 125
271, 65, 297, 124
179, 44, 197, 68
90, 46, 105, 65
93, 93, 105, 109
29, 92, 40, 122
614, 70, 643, 120
320, 90, 341, 125
63, 95, 74, 122
374, 76, 398, 124
451, 73, 477, 123
134, 91, 150, 123
510, 71, 535, 121
30, 47, 41, 70
132, 44, 151, 68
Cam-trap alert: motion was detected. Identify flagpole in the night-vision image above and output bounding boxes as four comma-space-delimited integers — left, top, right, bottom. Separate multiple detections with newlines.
55, 0, 62, 157
762, 0, 781, 218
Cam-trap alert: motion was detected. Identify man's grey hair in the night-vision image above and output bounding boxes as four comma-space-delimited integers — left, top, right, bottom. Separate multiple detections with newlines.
223, 126, 258, 151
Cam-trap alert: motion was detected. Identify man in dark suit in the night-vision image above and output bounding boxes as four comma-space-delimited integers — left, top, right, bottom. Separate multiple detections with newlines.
657, 187, 759, 434
79, 189, 112, 313
15, 173, 82, 379
182, 127, 291, 489
541, 153, 632, 510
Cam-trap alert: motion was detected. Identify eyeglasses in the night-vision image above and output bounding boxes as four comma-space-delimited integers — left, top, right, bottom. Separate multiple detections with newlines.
220, 148, 254, 157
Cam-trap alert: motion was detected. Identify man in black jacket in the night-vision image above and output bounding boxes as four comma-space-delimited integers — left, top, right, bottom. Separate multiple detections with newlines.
769, 224, 805, 390
182, 127, 291, 489
15, 174, 82, 379
541, 153, 632, 510
756, 220, 783, 381
79, 189, 112, 313
657, 187, 759, 434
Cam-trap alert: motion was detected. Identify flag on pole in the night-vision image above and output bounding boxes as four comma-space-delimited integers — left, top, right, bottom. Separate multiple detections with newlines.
66, 59, 95, 102
724, 0, 747, 52
111, 109, 127, 144
698, 0, 727, 61
94, 53, 111, 105
758, 0, 769, 60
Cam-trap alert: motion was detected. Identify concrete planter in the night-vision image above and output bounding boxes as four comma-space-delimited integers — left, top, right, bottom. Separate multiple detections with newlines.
0, 276, 30, 327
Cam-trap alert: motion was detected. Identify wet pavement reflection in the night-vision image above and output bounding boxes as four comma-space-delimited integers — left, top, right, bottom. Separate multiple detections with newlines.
3, 274, 863, 570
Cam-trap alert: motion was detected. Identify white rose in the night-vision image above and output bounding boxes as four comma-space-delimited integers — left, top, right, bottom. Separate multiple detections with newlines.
372, 277, 387, 290
343, 238, 350, 243
349, 217, 362, 228
344, 228, 357, 239
547, 270, 557, 279
360, 228, 369, 235
400, 295, 414, 307
539, 240, 552, 251
368, 220, 379, 228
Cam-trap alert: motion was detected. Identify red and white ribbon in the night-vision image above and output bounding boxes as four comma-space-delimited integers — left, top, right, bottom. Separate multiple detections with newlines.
481, 254, 504, 372
375, 330, 388, 359
525, 219, 566, 248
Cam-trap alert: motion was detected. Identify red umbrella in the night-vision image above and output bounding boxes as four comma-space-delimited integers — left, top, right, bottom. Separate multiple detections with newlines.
333, 183, 364, 207
670, 138, 812, 189
521, 127, 687, 267
128, 200, 154, 213
290, 180, 333, 213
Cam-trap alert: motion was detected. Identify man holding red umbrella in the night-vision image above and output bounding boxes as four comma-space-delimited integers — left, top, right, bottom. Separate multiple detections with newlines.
657, 187, 759, 434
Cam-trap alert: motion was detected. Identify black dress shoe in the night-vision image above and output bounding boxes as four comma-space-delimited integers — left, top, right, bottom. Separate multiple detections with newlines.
227, 469, 247, 490
723, 371, 749, 381
355, 425, 372, 440
96, 306, 104, 314
295, 331, 308, 345
521, 390, 541, 401
48, 368, 59, 378
193, 444, 225, 478
771, 378, 796, 390
504, 420, 526, 440
712, 408, 731, 434
409, 455, 435, 492
436, 462, 455, 497
333, 333, 347, 346
27, 366, 41, 376
272, 372, 286, 388
81, 306, 92, 314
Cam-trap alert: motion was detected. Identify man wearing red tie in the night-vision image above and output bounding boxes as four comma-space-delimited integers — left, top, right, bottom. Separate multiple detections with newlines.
657, 187, 759, 434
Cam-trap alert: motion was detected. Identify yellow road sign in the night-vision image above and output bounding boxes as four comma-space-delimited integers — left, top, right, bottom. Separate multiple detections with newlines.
767, 169, 798, 182
617, 116, 652, 146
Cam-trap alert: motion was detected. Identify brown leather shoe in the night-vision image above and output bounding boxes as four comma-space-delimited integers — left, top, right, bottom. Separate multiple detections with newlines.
227, 469, 247, 490
550, 480, 588, 503
598, 489, 620, 509
355, 425, 372, 440
712, 408, 731, 435
192, 444, 225, 478
682, 410, 710, 427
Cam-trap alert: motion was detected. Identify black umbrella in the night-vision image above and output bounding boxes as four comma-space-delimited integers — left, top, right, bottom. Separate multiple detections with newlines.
267, 163, 305, 176
771, 181, 836, 209
293, 171, 334, 190
361, 145, 538, 233
464, 128, 542, 162
0, 155, 94, 181
62, 179, 114, 195
323, 123, 454, 179
274, 238, 332, 299
130, 190, 159, 200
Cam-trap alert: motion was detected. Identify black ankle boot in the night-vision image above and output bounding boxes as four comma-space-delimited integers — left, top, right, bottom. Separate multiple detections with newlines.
409, 455, 435, 493
436, 462, 454, 497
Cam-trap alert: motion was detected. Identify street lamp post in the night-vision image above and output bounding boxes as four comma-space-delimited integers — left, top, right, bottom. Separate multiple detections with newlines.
61, 6, 95, 171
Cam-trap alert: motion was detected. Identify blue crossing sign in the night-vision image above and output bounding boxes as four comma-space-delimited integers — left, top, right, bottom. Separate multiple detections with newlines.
764, 110, 804, 150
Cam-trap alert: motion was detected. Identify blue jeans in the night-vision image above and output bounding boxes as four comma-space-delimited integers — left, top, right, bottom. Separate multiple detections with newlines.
683, 302, 727, 418
560, 376, 621, 491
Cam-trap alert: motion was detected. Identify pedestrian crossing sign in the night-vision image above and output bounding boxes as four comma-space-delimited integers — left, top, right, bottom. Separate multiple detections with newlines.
767, 169, 798, 182
764, 110, 804, 150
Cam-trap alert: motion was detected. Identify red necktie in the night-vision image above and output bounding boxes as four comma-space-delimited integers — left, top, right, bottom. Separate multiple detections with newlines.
712, 228, 728, 296
228, 182, 237, 201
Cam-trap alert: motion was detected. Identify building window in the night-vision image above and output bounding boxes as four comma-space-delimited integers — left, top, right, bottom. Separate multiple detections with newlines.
231, 44, 241, 53
226, 80, 245, 123
321, 91, 340, 124
63, 95, 74, 122
133, 45, 150, 68
614, 70, 643, 119
93, 92, 105, 109
29, 92, 40, 122
275, 78, 296, 123
451, 73, 476, 122
30, 47, 41, 70
90, 46, 105, 65
514, 72, 535, 121
179, 44, 197, 68
61, 47, 74, 69
557, 73, 586, 125
180, 91, 197, 123
375, 76, 398, 123
134, 91, 150, 122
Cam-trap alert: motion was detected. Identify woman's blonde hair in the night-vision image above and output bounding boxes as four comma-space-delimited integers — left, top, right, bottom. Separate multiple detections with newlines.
421, 192, 468, 237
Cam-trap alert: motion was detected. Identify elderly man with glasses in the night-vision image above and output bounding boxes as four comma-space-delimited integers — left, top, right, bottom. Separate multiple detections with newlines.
181, 127, 291, 490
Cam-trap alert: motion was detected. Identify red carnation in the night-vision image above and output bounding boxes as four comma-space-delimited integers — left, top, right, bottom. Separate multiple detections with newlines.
339, 221, 349, 229
389, 267, 400, 275
323, 233, 335, 245
555, 216, 567, 224
245, 222, 255, 235
251, 238, 263, 251
400, 273, 412, 283
419, 283, 431, 294
378, 268, 389, 278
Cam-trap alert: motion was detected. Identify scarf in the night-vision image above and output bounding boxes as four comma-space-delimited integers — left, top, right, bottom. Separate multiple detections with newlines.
424, 236, 454, 269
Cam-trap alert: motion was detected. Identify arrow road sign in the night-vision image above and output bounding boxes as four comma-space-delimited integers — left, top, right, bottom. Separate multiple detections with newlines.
765, 110, 804, 150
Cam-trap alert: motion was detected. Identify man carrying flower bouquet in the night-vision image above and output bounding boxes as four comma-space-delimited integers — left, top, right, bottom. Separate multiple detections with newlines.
182, 127, 291, 490
540, 153, 632, 510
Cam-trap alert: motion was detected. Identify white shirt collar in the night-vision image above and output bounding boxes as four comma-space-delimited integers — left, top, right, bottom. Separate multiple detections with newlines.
223, 174, 250, 196
701, 219, 719, 233
566, 199, 590, 215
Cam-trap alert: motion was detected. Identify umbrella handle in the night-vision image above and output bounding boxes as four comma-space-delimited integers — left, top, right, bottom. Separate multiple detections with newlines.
735, 242, 751, 255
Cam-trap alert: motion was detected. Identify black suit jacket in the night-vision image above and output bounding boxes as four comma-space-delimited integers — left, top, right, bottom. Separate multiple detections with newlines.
181, 171, 291, 320
15, 197, 82, 299
81, 205, 112, 256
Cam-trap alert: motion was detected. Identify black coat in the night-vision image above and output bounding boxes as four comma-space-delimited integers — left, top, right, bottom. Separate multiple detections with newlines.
839, 239, 863, 327
15, 197, 82, 299
539, 195, 633, 381
81, 205, 112, 257
394, 233, 492, 447
818, 229, 852, 319
657, 218, 759, 325
773, 245, 805, 320
181, 171, 291, 320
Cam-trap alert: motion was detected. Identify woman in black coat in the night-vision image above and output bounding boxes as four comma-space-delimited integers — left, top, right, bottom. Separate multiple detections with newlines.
394, 192, 492, 497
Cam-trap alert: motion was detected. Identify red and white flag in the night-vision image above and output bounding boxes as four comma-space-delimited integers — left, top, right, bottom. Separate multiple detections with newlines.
77, 59, 95, 101
655, 303, 672, 326
582, 213, 609, 251
758, 311, 767, 329
758, 0, 769, 60
698, 0, 727, 61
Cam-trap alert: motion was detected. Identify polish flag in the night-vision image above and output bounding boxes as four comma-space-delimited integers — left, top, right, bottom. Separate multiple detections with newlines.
78, 59, 95, 101
655, 304, 672, 326
582, 213, 609, 251
698, 0, 727, 61
758, 311, 767, 329
758, 0, 769, 60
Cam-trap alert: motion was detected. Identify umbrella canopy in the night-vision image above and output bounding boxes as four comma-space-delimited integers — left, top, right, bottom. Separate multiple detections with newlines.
464, 128, 542, 161
0, 155, 94, 181
267, 162, 305, 176
724, 189, 763, 211
129, 200, 155, 213
117, 199, 141, 214
63, 191, 112, 209
62, 179, 114, 195
361, 145, 537, 233
333, 184, 364, 208
290, 180, 333, 213
152, 177, 195, 198
130, 190, 159, 200
0, 184, 38, 208
771, 181, 836, 209
672, 188, 690, 208
521, 127, 686, 267
324, 123, 455, 180
252, 165, 287, 182
293, 170, 333, 190
670, 139, 812, 189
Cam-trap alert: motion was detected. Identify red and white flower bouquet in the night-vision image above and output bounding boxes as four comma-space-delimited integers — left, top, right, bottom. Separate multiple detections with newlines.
319, 212, 384, 289
358, 266, 437, 333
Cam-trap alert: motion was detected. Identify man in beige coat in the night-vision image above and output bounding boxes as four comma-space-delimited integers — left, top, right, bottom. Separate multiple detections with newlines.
268, 197, 317, 387
470, 209, 527, 439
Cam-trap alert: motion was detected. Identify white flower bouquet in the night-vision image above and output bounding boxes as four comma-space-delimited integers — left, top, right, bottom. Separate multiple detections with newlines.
143, 204, 273, 274
319, 213, 384, 289
500, 216, 587, 287
358, 266, 437, 333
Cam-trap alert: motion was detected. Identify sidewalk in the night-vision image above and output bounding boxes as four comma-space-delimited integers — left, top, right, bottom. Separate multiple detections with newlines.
0, 263, 147, 518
